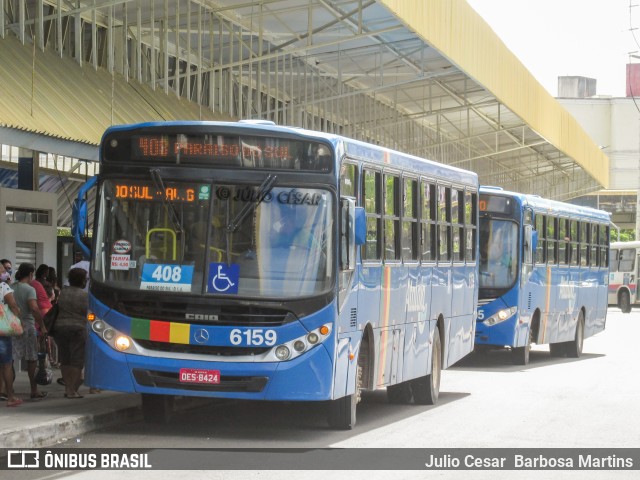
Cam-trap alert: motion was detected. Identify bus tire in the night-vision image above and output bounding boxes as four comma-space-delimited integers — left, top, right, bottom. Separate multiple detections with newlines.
619, 290, 631, 313
141, 394, 175, 424
328, 365, 361, 430
387, 381, 413, 404
565, 311, 585, 358
411, 326, 441, 405
549, 343, 566, 357
512, 328, 532, 365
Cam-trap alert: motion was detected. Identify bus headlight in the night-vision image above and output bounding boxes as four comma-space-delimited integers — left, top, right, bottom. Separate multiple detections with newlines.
114, 335, 132, 351
484, 307, 518, 326
92, 320, 106, 333
90, 317, 139, 354
103, 329, 116, 341
275, 346, 291, 360
270, 323, 332, 362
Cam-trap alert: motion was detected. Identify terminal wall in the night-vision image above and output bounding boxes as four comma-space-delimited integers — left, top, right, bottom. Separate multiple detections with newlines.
0, 187, 57, 270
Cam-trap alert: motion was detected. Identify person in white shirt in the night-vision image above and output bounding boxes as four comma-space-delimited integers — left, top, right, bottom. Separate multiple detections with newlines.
64, 253, 90, 292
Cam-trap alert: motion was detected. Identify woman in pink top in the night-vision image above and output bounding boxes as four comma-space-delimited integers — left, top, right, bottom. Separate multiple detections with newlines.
32, 264, 53, 317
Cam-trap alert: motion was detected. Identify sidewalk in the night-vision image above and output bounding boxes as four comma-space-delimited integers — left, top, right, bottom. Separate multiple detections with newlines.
0, 367, 141, 448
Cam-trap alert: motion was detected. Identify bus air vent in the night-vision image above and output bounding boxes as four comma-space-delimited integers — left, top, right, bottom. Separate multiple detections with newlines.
350, 308, 357, 328
477, 298, 497, 306
528, 292, 532, 310
118, 299, 292, 326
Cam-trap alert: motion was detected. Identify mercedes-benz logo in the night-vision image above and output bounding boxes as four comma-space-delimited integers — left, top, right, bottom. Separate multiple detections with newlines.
193, 328, 209, 344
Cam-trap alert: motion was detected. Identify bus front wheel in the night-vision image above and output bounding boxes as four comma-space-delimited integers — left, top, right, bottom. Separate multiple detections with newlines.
328, 365, 361, 430
411, 326, 441, 405
619, 290, 632, 313
141, 394, 175, 424
512, 328, 532, 366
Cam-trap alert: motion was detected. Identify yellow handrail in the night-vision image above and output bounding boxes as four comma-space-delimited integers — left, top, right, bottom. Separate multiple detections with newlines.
146, 228, 177, 260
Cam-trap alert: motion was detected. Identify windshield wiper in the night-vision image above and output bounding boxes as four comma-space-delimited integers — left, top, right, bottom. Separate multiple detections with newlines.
227, 174, 278, 233
149, 168, 184, 236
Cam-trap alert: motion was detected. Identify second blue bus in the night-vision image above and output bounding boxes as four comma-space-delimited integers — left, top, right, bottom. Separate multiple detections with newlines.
475, 187, 610, 364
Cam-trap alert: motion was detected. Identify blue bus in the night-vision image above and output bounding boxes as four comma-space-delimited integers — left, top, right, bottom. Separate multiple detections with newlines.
476, 187, 610, 365
74, 120, 479, 429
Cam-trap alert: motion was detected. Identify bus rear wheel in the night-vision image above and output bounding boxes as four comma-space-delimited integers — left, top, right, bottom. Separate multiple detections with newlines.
565, 312, 585, 358
141, 394, 175, 424
387, 381, 413, 404
549, 343, 566, 357
411, 326, 441, 405
619, 290, 631, 313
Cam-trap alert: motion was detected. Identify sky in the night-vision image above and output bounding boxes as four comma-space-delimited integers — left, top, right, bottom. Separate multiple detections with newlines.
466, 0, 636, 97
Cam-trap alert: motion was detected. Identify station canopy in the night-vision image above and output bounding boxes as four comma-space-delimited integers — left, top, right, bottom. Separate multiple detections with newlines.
0, 0, 609, 227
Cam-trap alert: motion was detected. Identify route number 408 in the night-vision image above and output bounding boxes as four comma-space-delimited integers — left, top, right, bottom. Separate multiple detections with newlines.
151, 265, 182, 282
230, 329, 277, 346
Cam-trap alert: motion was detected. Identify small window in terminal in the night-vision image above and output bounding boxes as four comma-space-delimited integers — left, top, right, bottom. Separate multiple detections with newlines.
5, 207, 51, 226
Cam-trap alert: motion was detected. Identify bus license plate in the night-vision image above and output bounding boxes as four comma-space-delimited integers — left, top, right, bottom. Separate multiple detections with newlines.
179, 368, 221, 384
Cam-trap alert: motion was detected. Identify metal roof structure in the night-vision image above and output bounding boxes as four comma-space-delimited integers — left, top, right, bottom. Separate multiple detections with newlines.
0, 0, 610, 228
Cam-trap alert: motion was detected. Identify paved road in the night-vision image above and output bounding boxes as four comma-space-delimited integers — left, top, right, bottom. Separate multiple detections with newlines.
13, 308, 640, 479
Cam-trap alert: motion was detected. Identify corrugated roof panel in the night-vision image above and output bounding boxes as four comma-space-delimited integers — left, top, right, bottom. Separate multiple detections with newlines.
0, 35, 231, 149
380, 0, 609, 188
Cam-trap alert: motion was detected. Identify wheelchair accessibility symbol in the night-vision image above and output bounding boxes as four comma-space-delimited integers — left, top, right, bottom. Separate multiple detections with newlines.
207, 263, 240, 294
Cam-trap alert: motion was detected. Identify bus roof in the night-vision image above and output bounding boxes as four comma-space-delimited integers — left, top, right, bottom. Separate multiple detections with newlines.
102, 120, 479, 187
479, 186, 611, 223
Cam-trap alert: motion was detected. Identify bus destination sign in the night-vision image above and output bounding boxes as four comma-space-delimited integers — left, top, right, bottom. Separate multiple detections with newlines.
101, 133, 334, 172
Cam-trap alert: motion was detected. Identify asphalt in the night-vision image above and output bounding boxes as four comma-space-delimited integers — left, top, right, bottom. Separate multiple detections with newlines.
0, 366, 142, 448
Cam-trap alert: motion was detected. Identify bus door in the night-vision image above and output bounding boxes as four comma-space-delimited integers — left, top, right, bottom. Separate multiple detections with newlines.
530, 213, 555, 344
373, 266, 407, 387
554, 219, 574, 343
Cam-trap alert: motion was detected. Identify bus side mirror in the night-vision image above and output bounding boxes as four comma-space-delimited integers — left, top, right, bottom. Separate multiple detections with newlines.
354, 207, 366, 246
340, 197, 357, 271
73, 176, 97, 259
532, 230, 538, 252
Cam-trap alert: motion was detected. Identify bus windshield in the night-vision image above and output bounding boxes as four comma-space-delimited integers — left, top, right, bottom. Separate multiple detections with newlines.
93, 179, 334, 298
479, 218, 519, 289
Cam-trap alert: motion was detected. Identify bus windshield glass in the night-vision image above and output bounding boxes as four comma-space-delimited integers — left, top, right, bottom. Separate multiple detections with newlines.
479, 219, 519, 289
93, 179, 334, 298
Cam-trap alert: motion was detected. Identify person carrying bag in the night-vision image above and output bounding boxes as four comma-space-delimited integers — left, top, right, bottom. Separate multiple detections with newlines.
0, 264, 23, 406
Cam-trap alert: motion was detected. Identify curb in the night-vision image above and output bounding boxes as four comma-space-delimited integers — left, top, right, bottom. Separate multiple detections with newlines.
0, 402, 142, 449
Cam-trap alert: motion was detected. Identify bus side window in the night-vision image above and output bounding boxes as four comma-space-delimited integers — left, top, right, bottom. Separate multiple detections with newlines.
599, 224, 609, 268
558, 218, 568, 265
451, 189, 464, 262
579, 222, 589, 267
590, 223, 598, 267
535, 214, 545, 263
546, 216, 557, 264
619, 248, 635, 272
402, 177, 419, 262
610, 249, 619, 272
384, 173, 400, 261
363, 169, 381, 261
437, 185, 452, 262
340, 162, 358, 199
420, 180, 436, 262
465, 190, 477, 262
569, 219, 579, 265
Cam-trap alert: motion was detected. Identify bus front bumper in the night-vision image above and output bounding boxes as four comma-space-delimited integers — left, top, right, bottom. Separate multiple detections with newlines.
475, 317, 519, 348
84, 330, 335, 401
